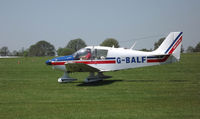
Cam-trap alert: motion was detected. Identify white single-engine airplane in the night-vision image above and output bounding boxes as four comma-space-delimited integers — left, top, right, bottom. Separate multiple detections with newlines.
46, 32, 183, 83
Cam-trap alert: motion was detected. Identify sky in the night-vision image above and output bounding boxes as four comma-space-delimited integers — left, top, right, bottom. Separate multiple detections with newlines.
0, 0, 200, 51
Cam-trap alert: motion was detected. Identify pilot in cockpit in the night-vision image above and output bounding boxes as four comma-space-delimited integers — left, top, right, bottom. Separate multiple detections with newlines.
81, 49, 91, 60
73, 48, 92, 60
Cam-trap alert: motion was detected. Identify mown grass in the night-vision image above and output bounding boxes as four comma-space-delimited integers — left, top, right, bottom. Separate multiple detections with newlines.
0, 53, 199, 119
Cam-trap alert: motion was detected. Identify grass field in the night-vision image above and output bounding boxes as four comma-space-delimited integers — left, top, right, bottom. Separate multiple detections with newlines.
0, 53, 200, 119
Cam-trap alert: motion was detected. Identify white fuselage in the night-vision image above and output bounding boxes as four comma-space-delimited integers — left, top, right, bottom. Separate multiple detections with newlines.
51, 46, 174, 72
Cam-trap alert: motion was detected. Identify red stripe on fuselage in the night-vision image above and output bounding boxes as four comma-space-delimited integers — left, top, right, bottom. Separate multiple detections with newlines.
51, 60, 116, 65
147, 55, 170, 63
73, 60, 116, 64
51, 61, 65, 65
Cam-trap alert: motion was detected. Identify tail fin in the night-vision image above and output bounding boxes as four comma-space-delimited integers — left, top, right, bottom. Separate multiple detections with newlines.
153, 32, 183, 61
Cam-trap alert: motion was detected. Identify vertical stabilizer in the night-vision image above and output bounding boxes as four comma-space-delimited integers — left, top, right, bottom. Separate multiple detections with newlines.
153, 32, 183, 61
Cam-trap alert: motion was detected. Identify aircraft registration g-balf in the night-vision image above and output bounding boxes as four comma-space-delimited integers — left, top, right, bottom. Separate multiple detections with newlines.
46, 32, 183, 83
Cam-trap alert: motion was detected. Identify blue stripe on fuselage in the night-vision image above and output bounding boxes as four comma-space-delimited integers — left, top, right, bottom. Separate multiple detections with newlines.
51, 55, 74, 61
105, 57, 116, 60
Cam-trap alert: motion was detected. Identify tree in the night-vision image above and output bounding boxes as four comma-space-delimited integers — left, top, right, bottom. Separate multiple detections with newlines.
23, 50, 29, 57
29, 40, 55, 56
140, 48, 152, 52
154, 37, 165, 50
57, 48, 75, 56
181, 45, 184, 53
194, 42, 200, 52
12, 50, 19, 56
186, 46, 194, 53
0, 46, 9, 56
100, 38, 119, 48
66, 38, 86, 51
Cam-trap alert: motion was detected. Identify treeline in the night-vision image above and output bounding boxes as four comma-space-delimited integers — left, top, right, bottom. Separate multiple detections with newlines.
0, 38, 119, 57
0, 37, 200, 57
186, 43, 200, 53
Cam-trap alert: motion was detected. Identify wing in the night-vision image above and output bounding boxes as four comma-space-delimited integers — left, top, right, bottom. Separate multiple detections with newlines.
65, 62, 100, 72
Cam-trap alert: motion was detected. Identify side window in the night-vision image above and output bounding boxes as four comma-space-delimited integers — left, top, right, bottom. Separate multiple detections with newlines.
93, 49, 108, 60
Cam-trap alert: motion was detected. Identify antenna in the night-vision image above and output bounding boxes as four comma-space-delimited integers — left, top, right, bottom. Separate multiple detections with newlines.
130, 41, 137, 50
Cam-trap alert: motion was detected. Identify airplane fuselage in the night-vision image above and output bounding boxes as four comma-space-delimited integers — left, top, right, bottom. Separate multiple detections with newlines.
48, 46, 174, 72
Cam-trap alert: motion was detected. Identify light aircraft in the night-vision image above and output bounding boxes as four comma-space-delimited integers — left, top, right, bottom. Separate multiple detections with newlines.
46, 32, 183, 83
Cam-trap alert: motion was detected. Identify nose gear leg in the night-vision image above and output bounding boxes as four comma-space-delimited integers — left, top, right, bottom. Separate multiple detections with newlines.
58, 71, 77, 83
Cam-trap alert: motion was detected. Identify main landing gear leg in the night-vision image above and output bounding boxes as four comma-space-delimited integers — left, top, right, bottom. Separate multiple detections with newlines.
85, 72, 102, 83
96, 72, 112, 79
84, 72, 112, 83
58, 71, 77, 83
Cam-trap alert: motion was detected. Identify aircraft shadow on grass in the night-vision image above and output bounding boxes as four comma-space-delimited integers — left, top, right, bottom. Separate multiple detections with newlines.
76, 79, 159, 87
61, 79, 186, 87
77, 80, 123, 86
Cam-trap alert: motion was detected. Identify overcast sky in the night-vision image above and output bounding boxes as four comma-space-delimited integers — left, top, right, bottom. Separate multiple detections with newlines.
0, 0, 200, 51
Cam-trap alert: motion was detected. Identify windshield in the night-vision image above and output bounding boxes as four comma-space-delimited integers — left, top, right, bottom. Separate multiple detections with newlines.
73, 48, 91, 60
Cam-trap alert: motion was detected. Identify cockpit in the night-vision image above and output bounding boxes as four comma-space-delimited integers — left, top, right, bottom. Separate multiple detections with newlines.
73, 47, 108, 60
73, 48, 91, 60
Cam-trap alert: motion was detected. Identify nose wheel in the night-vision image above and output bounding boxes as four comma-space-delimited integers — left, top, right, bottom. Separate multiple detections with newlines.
58, 71, 77, 83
